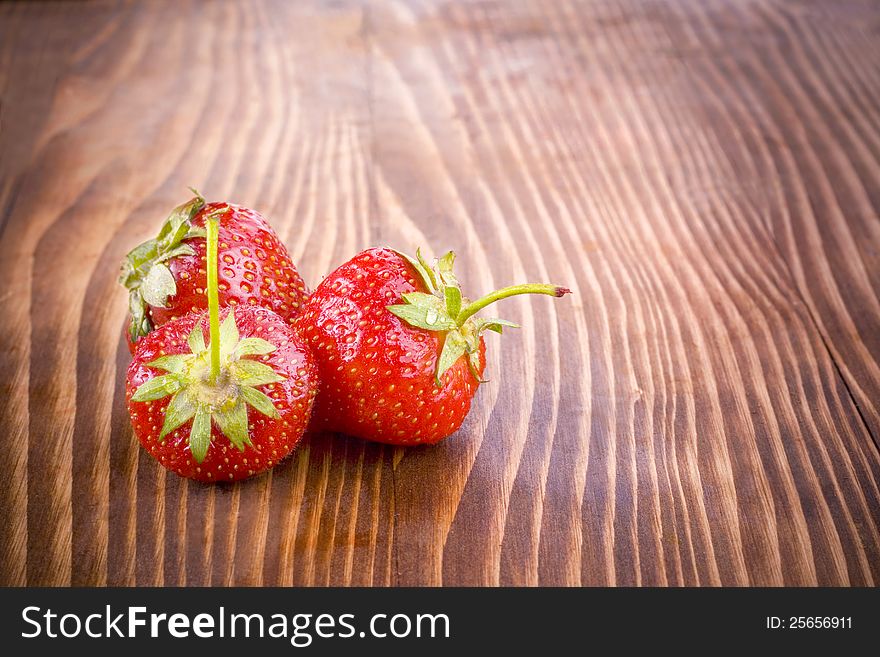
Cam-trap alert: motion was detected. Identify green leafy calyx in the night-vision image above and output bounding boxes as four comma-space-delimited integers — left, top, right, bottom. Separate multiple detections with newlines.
120, 193, 207, 341
388, 248, 570, 385
131, 312, 282, 463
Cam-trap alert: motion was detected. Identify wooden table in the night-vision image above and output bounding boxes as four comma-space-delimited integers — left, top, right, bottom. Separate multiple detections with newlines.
1, 0, 878, 587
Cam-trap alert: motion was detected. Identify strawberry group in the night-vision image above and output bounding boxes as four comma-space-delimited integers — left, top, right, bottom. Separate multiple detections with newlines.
124, 202, 317, 482
122, 193, 568, 482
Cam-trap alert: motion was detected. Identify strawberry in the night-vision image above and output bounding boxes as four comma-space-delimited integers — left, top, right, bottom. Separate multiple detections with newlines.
120, 192, 309, 353
126, 215, 317, 482
297, 247, 569, 445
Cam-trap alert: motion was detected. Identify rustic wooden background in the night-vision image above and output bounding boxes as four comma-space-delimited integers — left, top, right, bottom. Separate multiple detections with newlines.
1, 0, 879, 587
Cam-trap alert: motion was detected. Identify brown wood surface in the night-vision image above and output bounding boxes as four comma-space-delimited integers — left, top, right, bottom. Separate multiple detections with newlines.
1, 0, 879, 587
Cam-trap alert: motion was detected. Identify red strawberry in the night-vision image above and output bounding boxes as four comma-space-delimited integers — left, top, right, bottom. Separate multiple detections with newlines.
297, 247, 569, 445
120, 192, 309, 353
126, 215, 317, 482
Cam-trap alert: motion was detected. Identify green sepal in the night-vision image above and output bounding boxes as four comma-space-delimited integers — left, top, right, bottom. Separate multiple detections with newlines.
156, 218, 188, 252
214, 398, 251, 451
154, 243, 196, 265
387, 305, 456, 331
120, 241, 157, 289
219, 311, 239, 358
131, 374, 183, 401
391, 248, 437, 293
128, 292, 150, 343
189, 407, 212, 463
234, 337, 276, 358
232, 359, 285, 387
146, 354, 189, 373
436, 330, 468, 384
119, 193, 207, 340
477, 318, 520, 334
444, 286, 462, 319
437, 251, 459, 289
240, 386, 281, 419
416, 248, 439, 290
467, 351, 486, 383
400, 291, 441, 306
140, 263, 176, 308
158, 194, 206, 241
187, 324, 206, 354
388, 292, 456, 331
159, 390, 198, 440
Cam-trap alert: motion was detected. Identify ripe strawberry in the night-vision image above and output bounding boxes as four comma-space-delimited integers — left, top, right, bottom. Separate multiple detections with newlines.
297, 247, 569, 445
126, 215, 317, 482
120, 192, 309, 353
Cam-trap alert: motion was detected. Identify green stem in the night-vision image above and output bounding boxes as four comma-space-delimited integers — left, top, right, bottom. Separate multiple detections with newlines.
456, 283, 570, 326
206, 215, 221, 383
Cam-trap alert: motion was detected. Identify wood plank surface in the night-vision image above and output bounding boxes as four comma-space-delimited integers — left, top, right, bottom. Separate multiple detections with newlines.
1, 0, 878, 586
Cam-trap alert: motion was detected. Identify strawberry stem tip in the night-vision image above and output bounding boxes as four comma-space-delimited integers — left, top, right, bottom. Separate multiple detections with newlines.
206, 212, 222, 384
456, 283, 571, 326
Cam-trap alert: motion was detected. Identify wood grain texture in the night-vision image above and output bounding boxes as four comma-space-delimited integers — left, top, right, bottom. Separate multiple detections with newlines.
1, 0, 878, 586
